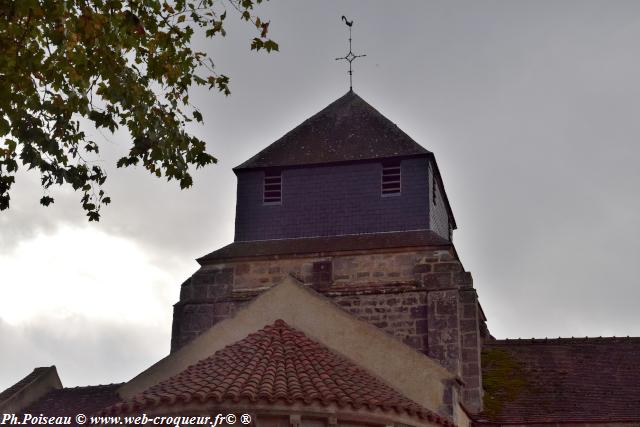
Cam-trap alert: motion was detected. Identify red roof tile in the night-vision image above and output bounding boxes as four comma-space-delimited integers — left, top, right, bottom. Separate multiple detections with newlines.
106, 320, 454, 426
478, 337, 640, 424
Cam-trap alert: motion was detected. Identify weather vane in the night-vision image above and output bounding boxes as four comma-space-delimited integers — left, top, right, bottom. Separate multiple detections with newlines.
335, 16, 366, 91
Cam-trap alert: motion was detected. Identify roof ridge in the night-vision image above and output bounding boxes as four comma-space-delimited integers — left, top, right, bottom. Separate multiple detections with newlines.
488, 336, 640, 345
61, 383, 125, 390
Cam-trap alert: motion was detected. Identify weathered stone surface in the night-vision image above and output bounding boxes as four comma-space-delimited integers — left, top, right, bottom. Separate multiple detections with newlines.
462, 332, 479, 348
453, 271, 473, 286
410, 305, 427, 319
462, 303, 477, 320
215, 268, 234, 284
192, 284, 207, 299
207, 283, 232, 299
427, 290, 460, 374
170, 247, 483, 413
413, 264, 432, 274
462, 362, 479, 377
179, 280, 192, 300
416, 319, 429, 334
459, 289, 478, 304
421, 272, 452, 289
438, 252, 456, 262
433, 262, 461, 273
235, 263, 250, 275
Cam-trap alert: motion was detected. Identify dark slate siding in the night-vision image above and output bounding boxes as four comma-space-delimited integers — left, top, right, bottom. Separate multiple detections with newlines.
234, 158, 430, 241
428, 161, 451, 240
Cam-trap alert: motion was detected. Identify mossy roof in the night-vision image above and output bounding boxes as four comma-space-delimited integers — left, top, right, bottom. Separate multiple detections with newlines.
478, 337, 640, 424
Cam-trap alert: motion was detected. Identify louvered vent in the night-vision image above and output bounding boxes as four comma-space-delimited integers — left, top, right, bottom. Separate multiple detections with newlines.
381, 162, 401, 196
263, 170, 282, 204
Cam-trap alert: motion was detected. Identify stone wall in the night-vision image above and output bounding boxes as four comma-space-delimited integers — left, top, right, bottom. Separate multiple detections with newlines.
172, 246, 483, 413
332, 292, 428, 353
459, 288, 483, 406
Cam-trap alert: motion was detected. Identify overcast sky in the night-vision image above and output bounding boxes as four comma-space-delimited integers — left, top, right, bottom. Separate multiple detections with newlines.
2, 0, 640, 390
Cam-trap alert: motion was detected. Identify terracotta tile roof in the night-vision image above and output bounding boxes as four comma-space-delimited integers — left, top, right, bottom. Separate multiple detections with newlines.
105, 320, 454, 426
22, 384, 123, 426
234, 90, 430, 171
198, 230, 450, 264
478, 337, 640, 424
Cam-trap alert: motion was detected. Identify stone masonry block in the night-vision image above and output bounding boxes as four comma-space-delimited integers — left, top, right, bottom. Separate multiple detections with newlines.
422, 272, 452, 289
394, 254, 414, 266
438, 252, 455, 262
464, 375, 480, 388
462, 303, 478, 320
235, 263, 250, 275
207, 283, 232, 299
459, 289, 478, 304
402, 296, 418, 305
436, 298, 457, 316
192, 284, 207, 299
192, 269, 217, 285
410, 306, 427, 319
433, 262, 462, 273
453, 271, 473, 286
179, 281, 192, 300
419, 255, 438, 263
462, 362, 480, 377
462, 348, 478, 362
460, 319, 476, 331
416, 319, 429, 334
214, 268, 234, 284
462, 332, 479, 348
413, 264, 433, 274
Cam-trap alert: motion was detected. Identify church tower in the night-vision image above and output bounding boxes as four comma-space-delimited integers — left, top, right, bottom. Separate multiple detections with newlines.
171, 91, 487, 414
232, 90, 455, 242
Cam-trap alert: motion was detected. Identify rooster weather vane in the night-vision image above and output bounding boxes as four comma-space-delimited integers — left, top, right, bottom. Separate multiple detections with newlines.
335, 16, 366, 91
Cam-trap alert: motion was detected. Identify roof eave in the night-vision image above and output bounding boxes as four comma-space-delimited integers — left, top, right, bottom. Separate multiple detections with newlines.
232, 152, 432, 174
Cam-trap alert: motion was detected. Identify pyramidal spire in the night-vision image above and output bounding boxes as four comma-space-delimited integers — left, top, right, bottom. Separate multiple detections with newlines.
234, 91, 429, 171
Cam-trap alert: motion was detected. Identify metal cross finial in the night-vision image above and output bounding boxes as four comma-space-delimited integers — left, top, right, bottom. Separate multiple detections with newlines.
335, 16, 366, 91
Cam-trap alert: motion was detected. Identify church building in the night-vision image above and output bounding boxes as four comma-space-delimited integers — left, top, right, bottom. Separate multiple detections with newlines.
2, 91, 639, 426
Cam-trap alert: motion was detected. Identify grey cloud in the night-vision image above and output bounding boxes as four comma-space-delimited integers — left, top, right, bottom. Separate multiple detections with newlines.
0, 316, 169, 389
2, 0, 640, 387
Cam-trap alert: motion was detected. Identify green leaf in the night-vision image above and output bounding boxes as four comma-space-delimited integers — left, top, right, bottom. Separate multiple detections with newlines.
0, 0, 278, 220
40, 196, 55, 206
0, 118, 10, 137
264, 40, 279, 52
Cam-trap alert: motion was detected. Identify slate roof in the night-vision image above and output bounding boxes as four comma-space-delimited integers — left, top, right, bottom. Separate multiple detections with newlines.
104, 320, 454, 426
478, 337, 640, 424
24, 383, 122, 416
198, 230, 451, 263
234, 90, 430, 171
